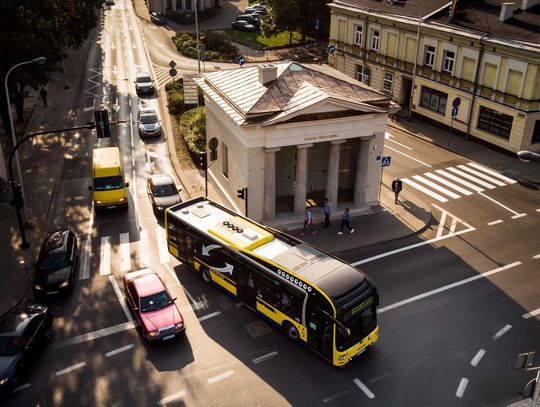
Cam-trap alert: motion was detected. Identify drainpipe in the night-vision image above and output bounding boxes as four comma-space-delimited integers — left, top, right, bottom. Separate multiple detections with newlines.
408, 11, 422, 121
466, 33, 489, 139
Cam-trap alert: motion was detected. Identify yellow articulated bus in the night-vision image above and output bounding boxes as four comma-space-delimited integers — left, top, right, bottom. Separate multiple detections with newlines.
165, 197, 379, 366
89, 147, 129, 210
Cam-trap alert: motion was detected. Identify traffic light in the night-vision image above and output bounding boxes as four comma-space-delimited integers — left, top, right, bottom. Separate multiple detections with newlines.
237, 188, 246, 200
94, 109, 111, 138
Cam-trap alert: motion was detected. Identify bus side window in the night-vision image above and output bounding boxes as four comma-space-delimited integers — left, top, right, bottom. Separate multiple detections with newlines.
278, 285, 303, 322
253, 271, 280, 309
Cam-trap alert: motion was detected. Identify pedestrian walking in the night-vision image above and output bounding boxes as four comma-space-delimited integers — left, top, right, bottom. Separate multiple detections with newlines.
302, 206, 316, 235
323, 198, 332, 228
39, 88, 48, 107
338, 208, 354, 235
392, 177, 403, 204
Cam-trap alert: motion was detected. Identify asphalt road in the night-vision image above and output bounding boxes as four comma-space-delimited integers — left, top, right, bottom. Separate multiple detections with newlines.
2, 0, 539, 406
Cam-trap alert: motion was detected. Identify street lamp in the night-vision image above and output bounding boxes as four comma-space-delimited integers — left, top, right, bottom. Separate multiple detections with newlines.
408, 12, 423, 121
4, 56, 46, 248
194, 0, 201, 74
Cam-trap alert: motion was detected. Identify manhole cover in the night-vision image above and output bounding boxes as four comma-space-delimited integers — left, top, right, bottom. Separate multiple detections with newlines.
245, 321, 272, 338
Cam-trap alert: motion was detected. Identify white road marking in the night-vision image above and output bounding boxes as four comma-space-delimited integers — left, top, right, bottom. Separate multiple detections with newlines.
467, 162, 517, 184
424, 172, 473, 195
100, 236, 111, 276
436, 211, 447, 239
56, 362, 86, 376
109, 275, 133, 322
80, 239, 91, 280
413, 175, 461, 199
10, 383, 31, 393
105, 343, 135, 357
478, 192, 523, 216
158, 390, 187, 405
54, 321, 138, 348
385, 132, 412, 150
401, 178, 448, 202
511, 213, 527, 219
385, 145, 432, 167
449, 216, 458, 234
323, 390, 349, 403
537, 208, 540, 212
446, 167, 496, 189
198, 311, 222, 322
208, 370, 234, 384
156, 225, 170, 264
378, 262, 521, 314
493, 324, 512, 340
435, 169, 485, 192
523, 308, 540, 319
139, 229, 149, 268
533, 254, 540, 260
458, 164, 507, 186
456, 377, 469, 398
252, 351, 278, 364
471, 349, 486, 367
487, 220, 503, 226
353, 378, 375, 399
119, 232, 131, 273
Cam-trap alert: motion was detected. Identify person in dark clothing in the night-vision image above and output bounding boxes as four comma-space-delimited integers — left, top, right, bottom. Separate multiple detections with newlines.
338, 208, 354, 235
392, 178, 403, 204
323, 198, 332, 228
39, 88, 48, 107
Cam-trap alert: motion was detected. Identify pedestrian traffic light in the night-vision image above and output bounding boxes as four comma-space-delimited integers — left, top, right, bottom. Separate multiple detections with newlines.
94, 109, 111, 138
237, 188, 245, 200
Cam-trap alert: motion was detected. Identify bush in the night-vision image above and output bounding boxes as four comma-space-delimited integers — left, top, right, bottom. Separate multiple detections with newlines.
165, 79, 183, 94
180, 107, 206, 156
172, 31, 238, 61
167, 92, 185, 115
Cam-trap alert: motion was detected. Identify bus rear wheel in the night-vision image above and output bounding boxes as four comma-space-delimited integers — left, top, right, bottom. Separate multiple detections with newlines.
283, 322, 299, 341
201, 267, 211, 283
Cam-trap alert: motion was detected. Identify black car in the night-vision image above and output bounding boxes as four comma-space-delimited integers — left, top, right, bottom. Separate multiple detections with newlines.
33, 230, 79, 298
0, 304, 52, 392
150, 11, 166, 25
234, 14, 260, 28
232, 20, 257, 32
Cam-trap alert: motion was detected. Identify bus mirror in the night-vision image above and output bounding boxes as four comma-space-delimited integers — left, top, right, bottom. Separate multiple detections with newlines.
125, 182, 130, 187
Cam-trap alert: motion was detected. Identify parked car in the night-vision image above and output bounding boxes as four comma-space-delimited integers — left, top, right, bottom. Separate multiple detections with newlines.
137, 108, 162, 137
0, 304, 53, 392
146, 173, 181, 213
33, 229, 79, 298
105, 0, 115, 5
232, 20, 257, 32
244, 4, 266, 14
134, 71, 155, 96
234, 14, 260, 28
150, 11, 166, 25
124, 269, 185, 341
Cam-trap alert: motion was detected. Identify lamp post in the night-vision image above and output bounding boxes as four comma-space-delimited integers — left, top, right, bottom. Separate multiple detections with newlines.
4, 56, 47, 228
408, 12, 422, 121
194, 0, 201, 74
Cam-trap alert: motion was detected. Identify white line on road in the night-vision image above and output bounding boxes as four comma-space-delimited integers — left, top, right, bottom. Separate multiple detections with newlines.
208, 370, 234, 384
493, 324, 512, 340
424, 172, 473, 195
401, 178, 448, 202
10, 383, 31, 393
478, 192, 522, 216
436, 211, 447, 239
385, 132, 413, 150
56, 362, 86, 376
100, 236, 111, 276
511, 213, 527, 219
378, 262, 521, 314
323, 391, 349, 403
157, 390, 187, 405
413, 174, 461, 199
54, 321, 138, 348
105, 343, 135, 357
119, 232, 131, 273
523, 308, 540, 319
435, 169, 485, 192
533, 254, 540, 260
458, 164, 507, 186
252, 351, 278, 365
139, 229, 149, 268
353, 378, 375, 399
467, 162, 517, 184
471, 349, 486, 367
456, 377, 469, 398
109, 275, 133, 322
385, 145, 432, 167
156, 225, 170, 264
198, 311, 221, 322
487, 220, 503, 226
447, 167, 496, 189
80, 239, 91, 280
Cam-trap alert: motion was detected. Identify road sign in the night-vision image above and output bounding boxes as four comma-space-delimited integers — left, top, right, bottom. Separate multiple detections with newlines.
381, 156, 391, 167
451, 106, 459, 119
208, 137, 218, 161
327, 45, 336, 55
169, 60, 176, 68
169, 68, 177, 77
237, 55, 246, 66
452, 97, 461, 108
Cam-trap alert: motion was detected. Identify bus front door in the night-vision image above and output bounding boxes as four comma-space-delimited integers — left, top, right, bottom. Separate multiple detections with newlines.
307, 311, 333, 361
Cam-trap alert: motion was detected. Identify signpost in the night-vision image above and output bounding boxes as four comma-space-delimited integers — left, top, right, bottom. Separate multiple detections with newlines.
379, 156, 391, 200
237, 55, 246, 66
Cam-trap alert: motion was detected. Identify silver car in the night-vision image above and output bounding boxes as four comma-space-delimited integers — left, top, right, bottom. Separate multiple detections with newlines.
137, 108, 162, 137
134, 72, 155, 95
146, 174, 182, 213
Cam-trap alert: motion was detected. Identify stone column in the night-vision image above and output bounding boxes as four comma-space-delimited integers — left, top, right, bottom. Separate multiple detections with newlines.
293, 144, 312, 215
325, 140, 346, 209
353, 136, 375, 207
263, 147, 280, 220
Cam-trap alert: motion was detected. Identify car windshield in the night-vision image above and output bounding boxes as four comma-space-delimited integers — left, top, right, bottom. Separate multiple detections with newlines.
136, 75, 151, 83
39, 252, 68, 270
152, 183, 177, 197
0, 336, 24, 356
140, 291, 172, 312
94, 176, 124, 191
140, 113, 157, 124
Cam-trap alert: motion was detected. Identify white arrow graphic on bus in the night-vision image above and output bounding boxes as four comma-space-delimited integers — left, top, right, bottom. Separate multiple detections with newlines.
202, 244, 221, 256
214, 263, 234, 275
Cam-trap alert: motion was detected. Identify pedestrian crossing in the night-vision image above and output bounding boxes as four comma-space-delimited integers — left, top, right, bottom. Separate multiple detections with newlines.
80, 225, 171, 280
401, 162, 517, 203
152, 63, 177, 89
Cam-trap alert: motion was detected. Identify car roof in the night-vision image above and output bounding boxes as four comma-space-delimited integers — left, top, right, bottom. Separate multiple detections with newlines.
127, 270, 166, 297
0, 305, 46, 337
136, 72, 151, 79
140, 108, 157, 115
40, 230, 69, 257
149, 174, 175, 186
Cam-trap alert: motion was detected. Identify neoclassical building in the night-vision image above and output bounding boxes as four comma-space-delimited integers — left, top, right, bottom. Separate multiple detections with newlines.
148, 0, 219, 14
196, 62, 398, 225
328, 0, 540, 153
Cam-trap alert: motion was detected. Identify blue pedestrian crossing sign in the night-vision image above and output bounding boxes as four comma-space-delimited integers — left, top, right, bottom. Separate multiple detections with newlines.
237, 55, 246, 66
451, 106, 459, 119
381, 156, 391, 167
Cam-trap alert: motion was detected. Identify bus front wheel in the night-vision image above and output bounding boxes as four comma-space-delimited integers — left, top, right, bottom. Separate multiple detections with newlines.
201, 267, 211, 283
283, 322, 299, 341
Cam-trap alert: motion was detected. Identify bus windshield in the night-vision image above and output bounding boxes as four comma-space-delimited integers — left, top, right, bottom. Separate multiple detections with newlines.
336, 298, 377, 351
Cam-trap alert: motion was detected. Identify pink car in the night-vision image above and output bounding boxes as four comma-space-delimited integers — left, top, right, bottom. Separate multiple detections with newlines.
124, 269, 185, 341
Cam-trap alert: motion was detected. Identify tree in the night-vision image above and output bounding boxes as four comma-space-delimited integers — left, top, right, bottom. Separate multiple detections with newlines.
0, 0, 102, 143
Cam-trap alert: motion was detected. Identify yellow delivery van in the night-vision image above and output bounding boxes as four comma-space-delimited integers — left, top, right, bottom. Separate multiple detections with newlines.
89, 147, 129, 210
